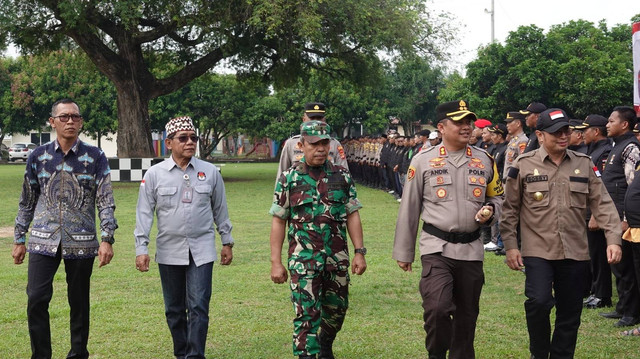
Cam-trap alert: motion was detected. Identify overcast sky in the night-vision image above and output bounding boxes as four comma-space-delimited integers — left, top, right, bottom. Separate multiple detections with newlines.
431, 0, 638, 71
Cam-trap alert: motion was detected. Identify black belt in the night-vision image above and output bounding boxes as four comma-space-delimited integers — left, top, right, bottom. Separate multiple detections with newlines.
422, 223, 480, 244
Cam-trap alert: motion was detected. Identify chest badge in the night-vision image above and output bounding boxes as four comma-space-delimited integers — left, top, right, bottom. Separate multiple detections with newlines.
533, 169, 539, 176
574, 169, 580, 175
197, 172, 206, 181
436, 188, 447, 198
473, 188, 482, 197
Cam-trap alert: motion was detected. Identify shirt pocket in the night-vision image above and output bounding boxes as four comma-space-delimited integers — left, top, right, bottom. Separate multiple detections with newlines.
157, 186, 178, 209
429, 175, 453, 202
467, 176, 487, 202
325, 187, 348, 222
524, 181, 550, 208
290, 190, 315, 223
194, 185, 212, 205
569, 178, 589, 209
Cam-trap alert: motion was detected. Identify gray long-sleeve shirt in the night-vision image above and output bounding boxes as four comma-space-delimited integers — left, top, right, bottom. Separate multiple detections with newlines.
134, 156, 233, 266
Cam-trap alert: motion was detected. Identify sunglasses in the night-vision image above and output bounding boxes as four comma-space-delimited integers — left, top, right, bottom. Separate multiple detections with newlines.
171, 135, 199, 143
53, 114, 83, 122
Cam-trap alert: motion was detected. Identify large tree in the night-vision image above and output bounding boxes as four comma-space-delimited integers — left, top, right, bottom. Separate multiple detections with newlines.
1, 0, 451, 157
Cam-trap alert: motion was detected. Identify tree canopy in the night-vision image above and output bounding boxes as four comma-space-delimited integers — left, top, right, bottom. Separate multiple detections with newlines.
1, 0, 452, 157
440, 18, 638, 121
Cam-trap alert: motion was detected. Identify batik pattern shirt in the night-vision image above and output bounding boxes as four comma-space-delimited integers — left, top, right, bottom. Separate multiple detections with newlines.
14, 140, 117, 259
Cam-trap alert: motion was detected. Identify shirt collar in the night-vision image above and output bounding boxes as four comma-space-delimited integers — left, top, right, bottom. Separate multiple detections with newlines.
164, 155, 196, 171
537, 145, 574, 164
54, 139, 81, 154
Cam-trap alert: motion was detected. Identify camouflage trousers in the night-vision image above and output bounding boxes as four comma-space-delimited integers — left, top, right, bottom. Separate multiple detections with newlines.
289, 263, 350, 356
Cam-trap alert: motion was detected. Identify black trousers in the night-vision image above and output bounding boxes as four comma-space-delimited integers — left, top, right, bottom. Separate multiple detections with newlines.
586, 225, 612, 299
611, 240, 640, 317
419, 254, 484, 359
27, 251, 94, 359
523, 257, 589, 359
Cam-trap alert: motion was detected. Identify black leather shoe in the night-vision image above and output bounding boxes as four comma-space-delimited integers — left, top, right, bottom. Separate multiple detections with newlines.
585, 297, 612, 309
494, 248, 506, 256
614, 316, 640, 327
299, 355, 317, 359
600, 310, 623, 319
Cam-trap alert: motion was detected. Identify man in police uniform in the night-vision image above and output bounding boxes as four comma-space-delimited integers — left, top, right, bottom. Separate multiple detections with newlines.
276, 102, 347, 184
270, 120, 367, 359
503, 111, 529, 181
393, 100, 503, 359
521, 102, 547, 153
500, 108, 622, 359
574, 115, 614, 309
568, 119, 588, 154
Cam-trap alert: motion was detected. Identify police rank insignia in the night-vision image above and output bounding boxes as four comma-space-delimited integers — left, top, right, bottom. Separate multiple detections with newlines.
436, 188, 447, 198
466, 147, 473, 156
430, 158, 446, 168
197, 171, 206, 181
439, 146, 447, 156
519, 143, 526, 152
407, 166, 416, 181
469, 158, 485, 169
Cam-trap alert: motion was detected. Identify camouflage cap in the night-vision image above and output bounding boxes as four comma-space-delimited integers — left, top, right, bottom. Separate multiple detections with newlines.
300, 120, 331, 143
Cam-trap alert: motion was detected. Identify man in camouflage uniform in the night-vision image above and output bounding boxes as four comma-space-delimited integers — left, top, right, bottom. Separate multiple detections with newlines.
276, 102, 348, 184
269, 120, 367, 359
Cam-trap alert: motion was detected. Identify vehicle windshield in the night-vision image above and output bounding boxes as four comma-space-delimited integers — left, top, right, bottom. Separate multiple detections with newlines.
12, 144, 26, 149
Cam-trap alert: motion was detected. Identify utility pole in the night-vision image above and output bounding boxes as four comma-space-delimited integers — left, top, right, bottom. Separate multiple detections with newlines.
484, 0, 495, 43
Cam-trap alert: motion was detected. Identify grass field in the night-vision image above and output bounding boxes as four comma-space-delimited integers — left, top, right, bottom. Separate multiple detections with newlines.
0, 162, 637, 358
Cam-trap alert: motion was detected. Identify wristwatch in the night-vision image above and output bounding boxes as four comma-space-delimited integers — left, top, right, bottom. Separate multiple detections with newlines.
223, 242, 234, 248
101, 237, 115, 245
354, 247, 367, 255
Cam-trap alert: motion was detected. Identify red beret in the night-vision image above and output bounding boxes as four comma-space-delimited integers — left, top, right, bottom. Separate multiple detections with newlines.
474, 119, 492, 128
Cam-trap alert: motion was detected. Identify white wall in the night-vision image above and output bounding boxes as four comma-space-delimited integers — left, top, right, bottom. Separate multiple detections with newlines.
5, 128, 118, 157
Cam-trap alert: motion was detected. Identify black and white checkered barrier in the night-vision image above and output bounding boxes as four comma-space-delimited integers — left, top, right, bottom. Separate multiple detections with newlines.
108, 158, 164, 182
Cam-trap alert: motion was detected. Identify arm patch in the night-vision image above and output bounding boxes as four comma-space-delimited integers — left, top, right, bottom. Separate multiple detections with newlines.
507, 167, 519, 179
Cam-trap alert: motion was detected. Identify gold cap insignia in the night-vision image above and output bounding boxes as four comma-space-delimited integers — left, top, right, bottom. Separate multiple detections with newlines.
458, 100, 468, 111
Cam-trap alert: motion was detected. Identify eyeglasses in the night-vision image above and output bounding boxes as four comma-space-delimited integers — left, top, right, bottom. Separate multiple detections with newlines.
170, 135, 199, 143
53, 114, 83, 122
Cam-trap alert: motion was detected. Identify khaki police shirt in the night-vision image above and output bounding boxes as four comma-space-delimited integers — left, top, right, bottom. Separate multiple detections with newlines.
276, 135, 347, 183
392, 145, 504, 263
503, 131, 528, 180
500, 147, 621, 261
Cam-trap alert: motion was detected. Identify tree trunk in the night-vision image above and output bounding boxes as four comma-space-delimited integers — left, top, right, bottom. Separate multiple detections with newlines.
114, 81, 154, 158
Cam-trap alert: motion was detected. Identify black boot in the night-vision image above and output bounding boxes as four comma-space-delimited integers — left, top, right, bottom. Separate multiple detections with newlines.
428, 352, 446, 359
318, 332, 336, 359
299, 355, 316, 359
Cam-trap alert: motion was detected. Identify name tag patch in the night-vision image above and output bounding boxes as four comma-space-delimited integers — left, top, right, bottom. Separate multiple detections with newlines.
525, 175, 548, 183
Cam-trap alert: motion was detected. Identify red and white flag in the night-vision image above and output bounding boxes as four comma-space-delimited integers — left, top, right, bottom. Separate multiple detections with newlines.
634, 22, 640, 116
549, 110, 564, 120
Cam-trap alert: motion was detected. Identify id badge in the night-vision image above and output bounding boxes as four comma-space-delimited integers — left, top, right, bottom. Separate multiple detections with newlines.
181, 186, 193, 203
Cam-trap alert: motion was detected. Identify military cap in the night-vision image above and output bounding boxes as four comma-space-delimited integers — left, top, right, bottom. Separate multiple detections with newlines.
488, 123, 507, 135
474, 119, 492, 128
519, 102, 547, 115
572, 114, 607, 130
300, 120, 331, 143
568, 119, 583, 129
435, 100, 477, 122
304, 102, 326, 118
428, 132, 439, 140
537, 108, 570, 132
504, 111, 526, 122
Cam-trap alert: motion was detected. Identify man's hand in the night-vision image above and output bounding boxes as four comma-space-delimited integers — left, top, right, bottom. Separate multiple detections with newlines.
136, 254, 150, 272
98, 242, 114, 268
397, 261, 412, 272
12, 244, 26, 265
271, 262, 288, 284
607, 244, 622, 264
588, 215, 599, 231
474, 206, 493, 224
351, 253, 367, 275
505, 249, 524, 271
220, 246, 233, 265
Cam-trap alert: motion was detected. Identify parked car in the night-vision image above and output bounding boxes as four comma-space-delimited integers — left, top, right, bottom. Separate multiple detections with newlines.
9, 142, 37, 161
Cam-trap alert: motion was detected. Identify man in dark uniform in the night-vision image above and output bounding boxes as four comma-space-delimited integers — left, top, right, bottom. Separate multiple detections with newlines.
574, 115, 614, 309
599, 106, 640, 327
501, 108, 622, 359
393, 100, 503, 359
485, 123, 508, 252
568, 119, 588, 154
620, 157, 640, 335
521, 102, 547, 153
